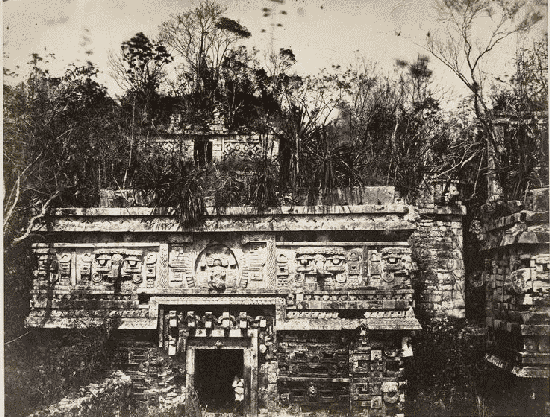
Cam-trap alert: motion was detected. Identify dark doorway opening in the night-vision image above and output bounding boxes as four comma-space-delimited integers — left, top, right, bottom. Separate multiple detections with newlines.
194, 138, 213, 166
195, 349, 244, 412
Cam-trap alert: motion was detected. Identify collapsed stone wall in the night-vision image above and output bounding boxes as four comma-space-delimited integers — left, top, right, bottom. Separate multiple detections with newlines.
28, 371, 132, 416
112, 330, 186, 409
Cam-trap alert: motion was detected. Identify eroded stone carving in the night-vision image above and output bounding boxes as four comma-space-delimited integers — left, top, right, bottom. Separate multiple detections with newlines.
123, 255, 142, 284
243, 242, 267, 284
293, 247, 364, 289
92, 250, 143, 286
94, 253, 111, 283
196, 244, 239, 291
35, 252, 56, 280
79, 253, 93, 282
58, 253, 72, 279
169, 246, 192, 286
145, 253, 157, 288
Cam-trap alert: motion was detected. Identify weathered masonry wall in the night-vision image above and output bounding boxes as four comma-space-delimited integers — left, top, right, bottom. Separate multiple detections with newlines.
26, 194, 426, 417
411, 180, 466, 318
481, 188, 550, 380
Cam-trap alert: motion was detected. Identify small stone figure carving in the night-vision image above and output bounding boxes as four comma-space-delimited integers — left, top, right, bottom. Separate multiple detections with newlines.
110, 253, 124, 279
382, 381, 400, 403
208, 258, 227, 291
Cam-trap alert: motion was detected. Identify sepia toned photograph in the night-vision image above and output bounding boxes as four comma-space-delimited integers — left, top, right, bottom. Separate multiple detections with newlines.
3, 0, 548, 416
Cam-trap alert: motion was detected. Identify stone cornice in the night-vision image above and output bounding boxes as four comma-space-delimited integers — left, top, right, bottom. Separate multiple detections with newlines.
36, 204, 417, 233
50, 204, 409, 217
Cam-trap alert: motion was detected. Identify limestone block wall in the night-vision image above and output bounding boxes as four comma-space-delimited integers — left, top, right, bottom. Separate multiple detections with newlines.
410, 204, 466, 318
482, 188, 550, 379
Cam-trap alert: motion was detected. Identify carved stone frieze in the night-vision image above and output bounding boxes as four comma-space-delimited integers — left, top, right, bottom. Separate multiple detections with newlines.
243, 242, 267, 285
57, 253, 72, 279
159, 309, 270, 355
195, 244, 239, 291
79, 253, 93, 282
168, 245, 192, 287
91, 249, 143, 286
278, 246, 372, 290
145, 253, 157, 288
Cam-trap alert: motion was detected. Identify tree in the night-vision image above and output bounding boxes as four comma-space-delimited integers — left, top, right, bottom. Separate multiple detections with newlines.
159, 0, 251, 100
3, 59, 129, 417
276, 69, 346, 192
3, 58, 124, 248
108, 32, 172, 124
217, 46, 268, 132
157, 0, 252, 165
318, 57, 454, 198
493, 33, 548, 113
425, 0, 544, 201
108, 33, 173, 187
490, 35, 548, 198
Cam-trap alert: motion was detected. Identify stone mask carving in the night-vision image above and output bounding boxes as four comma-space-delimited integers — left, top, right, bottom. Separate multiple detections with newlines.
196, 244, 238, 291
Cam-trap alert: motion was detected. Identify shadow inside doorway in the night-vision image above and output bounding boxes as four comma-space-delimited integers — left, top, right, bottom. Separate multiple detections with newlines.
195, 349, 244, 413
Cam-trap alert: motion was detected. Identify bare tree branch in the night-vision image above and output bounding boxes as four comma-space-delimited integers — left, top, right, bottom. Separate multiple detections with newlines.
11, 190, 61, 247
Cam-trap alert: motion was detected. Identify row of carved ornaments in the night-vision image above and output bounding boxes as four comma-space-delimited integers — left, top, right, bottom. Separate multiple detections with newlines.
33, 243, 414, 292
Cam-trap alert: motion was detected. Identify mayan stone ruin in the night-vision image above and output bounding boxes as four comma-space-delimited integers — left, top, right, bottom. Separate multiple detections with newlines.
21, 134, 549, 417
21, 181, 471, 416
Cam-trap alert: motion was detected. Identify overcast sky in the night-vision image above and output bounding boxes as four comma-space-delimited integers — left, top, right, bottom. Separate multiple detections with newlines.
3, 0, 547, 102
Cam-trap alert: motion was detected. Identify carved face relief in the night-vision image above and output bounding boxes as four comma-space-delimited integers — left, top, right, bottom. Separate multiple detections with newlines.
93, 254, 111, 283
122, 255, 142, 284
96, 254, 111, 270
195, 244, 238, 291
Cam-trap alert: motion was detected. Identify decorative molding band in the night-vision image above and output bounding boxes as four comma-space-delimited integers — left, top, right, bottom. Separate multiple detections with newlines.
276, 242, 410, 247
32, 242, 161, 248
150, 295, 282, 306
50, 204, 409, 217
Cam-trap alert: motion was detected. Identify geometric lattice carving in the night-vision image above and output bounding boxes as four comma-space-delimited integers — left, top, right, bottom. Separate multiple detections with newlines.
168, 245, 192, 287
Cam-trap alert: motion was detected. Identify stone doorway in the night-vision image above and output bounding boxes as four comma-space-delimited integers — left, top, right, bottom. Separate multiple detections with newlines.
186, 331, 259, 416
195, 349, 244, 412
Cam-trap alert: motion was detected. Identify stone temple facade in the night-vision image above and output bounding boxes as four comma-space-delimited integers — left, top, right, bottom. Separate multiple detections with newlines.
482, 188, 550, 381
26, 188, 448, 416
